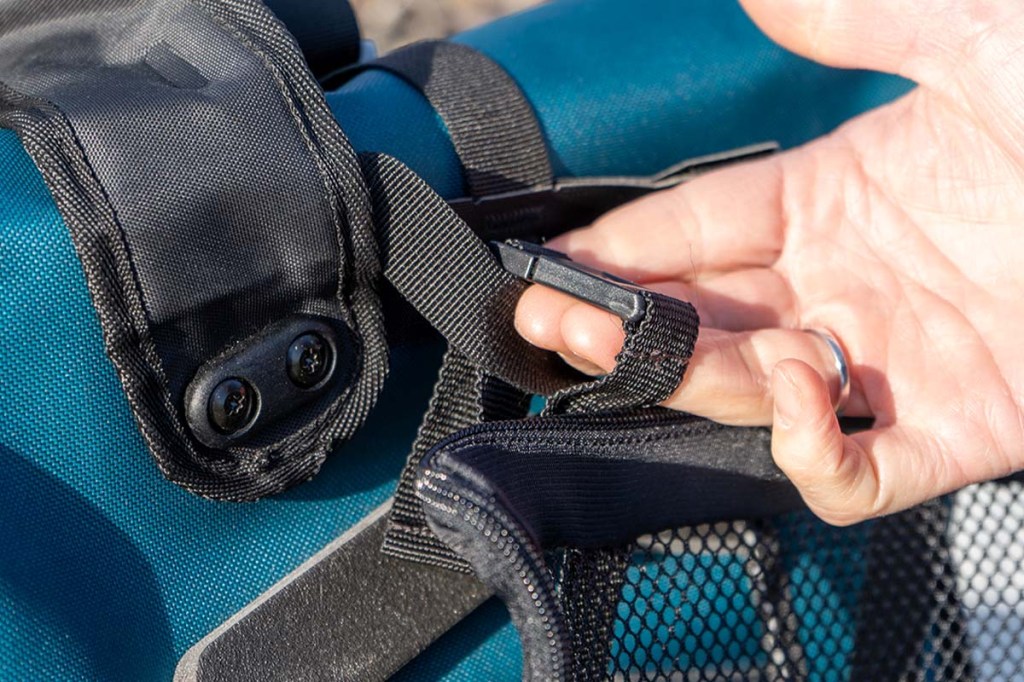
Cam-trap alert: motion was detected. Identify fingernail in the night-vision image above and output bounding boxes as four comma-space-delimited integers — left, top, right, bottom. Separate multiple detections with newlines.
773, 366, 803, 430
513, 311, 539, 346
513, 313, 525, 337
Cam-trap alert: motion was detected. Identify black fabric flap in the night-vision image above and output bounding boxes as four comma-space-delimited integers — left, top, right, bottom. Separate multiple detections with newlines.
0, 0, 385, 499
424, 411, 801, 550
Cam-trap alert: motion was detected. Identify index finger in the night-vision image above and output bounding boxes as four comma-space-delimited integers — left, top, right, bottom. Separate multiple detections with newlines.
549, 154, 788, 283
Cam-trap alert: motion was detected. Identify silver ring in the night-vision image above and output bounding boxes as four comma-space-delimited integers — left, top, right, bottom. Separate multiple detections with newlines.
804, 329, 851, 415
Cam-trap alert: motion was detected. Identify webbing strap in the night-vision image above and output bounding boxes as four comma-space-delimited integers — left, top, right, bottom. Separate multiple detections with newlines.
367, 40, 553, 197
362, 151, 571, 567
356, 44, 557, 567
361, 40, 557, 567
360, 39, 706, 572
382, 348, 528, 572
546, 289, 700, 415
372, 174, 701, 571
364, 144, 702, 569
362, 152, 578, 395
264, 0, 361, 82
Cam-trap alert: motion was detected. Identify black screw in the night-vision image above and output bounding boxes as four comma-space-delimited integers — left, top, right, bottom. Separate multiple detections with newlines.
208, 377, 257, 435
287, 332, 333, 389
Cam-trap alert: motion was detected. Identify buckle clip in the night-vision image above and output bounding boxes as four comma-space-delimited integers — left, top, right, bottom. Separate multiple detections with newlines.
491, 240, 647, 324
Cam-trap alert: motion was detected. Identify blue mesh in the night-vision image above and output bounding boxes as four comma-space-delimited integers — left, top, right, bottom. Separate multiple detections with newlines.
0, 0, 913, 678
777, 513, 869, 678
611, 551, 769, 674
608, 513, 872, 681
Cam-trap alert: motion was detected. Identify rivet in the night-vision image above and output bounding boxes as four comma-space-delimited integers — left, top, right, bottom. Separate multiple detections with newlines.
286, 332, 333, 388
208, 377, 257, 434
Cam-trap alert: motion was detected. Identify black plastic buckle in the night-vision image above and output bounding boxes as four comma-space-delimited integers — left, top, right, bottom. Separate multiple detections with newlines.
492, 240, 647, 324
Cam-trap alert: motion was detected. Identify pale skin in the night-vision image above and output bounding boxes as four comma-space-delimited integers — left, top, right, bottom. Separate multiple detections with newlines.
514, 0, 1024, 526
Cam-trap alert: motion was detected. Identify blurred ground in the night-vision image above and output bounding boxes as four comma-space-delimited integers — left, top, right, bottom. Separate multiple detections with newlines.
352, 0, 541, 52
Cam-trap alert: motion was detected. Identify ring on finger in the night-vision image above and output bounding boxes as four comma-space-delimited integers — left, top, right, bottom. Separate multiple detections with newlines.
804, 328, 852, 415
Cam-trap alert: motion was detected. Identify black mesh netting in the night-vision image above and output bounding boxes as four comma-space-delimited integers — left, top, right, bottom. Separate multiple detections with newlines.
555, 477, 1024, 681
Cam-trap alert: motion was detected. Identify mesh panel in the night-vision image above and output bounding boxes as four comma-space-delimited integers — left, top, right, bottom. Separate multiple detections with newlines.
559, 478, 1024, 681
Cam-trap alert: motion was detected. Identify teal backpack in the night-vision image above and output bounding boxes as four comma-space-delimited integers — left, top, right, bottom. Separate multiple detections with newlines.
1, 1, 1017, 680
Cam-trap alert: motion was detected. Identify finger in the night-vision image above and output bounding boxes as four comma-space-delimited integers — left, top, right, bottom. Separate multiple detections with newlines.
514, 286, 605, 375
771, 359, 948, 525
771, 360, 873, 525
518, 289, 862, 424
514, 285, 578, 351
517, 266, 797, 342
667, 327, 857, 425
739, 0, 1024, 84
546, 156, 786, 283
646, 268, 798, 330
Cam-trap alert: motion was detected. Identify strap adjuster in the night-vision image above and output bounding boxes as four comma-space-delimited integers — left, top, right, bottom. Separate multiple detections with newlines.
492, 240, 647, 324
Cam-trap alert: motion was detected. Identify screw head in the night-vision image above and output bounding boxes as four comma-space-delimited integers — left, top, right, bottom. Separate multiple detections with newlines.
287, 332, 333, 389
208, 377, 257, 435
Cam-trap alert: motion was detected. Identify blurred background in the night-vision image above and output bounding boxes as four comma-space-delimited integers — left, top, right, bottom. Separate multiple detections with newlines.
351, 0, 541, 52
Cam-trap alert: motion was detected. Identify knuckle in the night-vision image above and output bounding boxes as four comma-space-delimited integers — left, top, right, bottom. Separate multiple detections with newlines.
810, 502, 870, 527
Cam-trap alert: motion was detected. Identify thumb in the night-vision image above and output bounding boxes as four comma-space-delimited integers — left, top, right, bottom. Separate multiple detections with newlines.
770, 359, 881, 525
739, 0, 1010, 84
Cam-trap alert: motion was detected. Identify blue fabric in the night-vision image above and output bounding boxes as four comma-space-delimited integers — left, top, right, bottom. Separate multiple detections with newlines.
0, 0, 913, 679
331, 0, 911, 196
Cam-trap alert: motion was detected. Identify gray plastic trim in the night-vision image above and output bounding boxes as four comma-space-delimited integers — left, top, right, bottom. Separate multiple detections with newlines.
175, 501, 492, 681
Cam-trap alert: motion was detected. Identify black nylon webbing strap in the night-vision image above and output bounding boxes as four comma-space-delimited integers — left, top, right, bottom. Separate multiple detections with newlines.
357, 44, 700, 570
546, 290, 700, 415
368, 40, 553, 197
361, 37, 559, 567
356, 43, 555, 563
383, 348, 529, 572
361, 151, 577, 567
357, 41, 551, 569
362, 153, 578, 395
373, 38, 702, 590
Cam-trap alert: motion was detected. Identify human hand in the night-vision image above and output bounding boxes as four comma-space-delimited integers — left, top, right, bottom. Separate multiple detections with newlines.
515, 0, 1024, 525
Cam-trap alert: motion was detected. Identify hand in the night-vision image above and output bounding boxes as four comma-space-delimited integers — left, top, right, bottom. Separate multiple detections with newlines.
515, 0, 1024, 525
